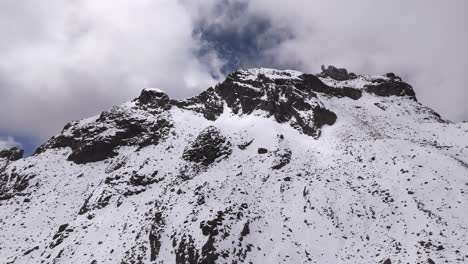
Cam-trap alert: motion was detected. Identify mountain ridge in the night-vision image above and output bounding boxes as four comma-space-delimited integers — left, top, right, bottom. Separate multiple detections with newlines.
0, 66, 467, 264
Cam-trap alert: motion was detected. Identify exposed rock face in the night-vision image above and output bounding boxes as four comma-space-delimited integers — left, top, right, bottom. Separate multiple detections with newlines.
136, 88, 171, 111
36, 92, 173, 164
0, 169, 35, 201
216, 69, 337, 138
171, 87, 224, 121
182, 126, 232, 166
299, 74, 362, 100
365, 80, 417, 100
318, 65, 357, 81
0, 147, 24, 161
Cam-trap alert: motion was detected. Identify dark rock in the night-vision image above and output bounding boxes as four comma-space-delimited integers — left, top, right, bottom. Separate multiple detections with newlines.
197, 211, 226, 263
311, 107, 337, 129
175, 234, 200, 264
257, 148, 268, 154
216, 71, 338, 138
129, 172, 161, 186
365, 80, 416, 101
36, 108, 173, 164
240, 221, 250, 237
183, 126, 232, 166
58, 223, 69, 233
385, 72, 402, 81
385, 73, 396, 78
22, 246, 39, 256
0, 147, 24, 161
67, 141, 118, 164
34, 134, 75, 155
50, 224, 73, 249
427, 258, 435, 264
172, 87, 224, 121
149, 211, 164, 261
78, 189, 112, 215
271, 148, 292, 170
318, 65, 357, 81
238, 139, 253, 150
0, 171, 36, 201
135, 88, 171, 110
299, 74, 362, 100
383, 258, 392, 264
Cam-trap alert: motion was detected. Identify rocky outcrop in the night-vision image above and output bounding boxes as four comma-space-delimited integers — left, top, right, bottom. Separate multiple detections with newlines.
318, 65, 357, 81
36, 94, 173, 164
215, 70, 337, 138
365, 80, 416, 101
135, 88, 171, 111
182, 126, 232, 166
299, 74, 362, 100
0, 170, 36, 201
0, 147, 24, 161
171, 87, 224, 121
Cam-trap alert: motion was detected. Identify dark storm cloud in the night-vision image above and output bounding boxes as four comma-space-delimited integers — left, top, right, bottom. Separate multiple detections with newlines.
0, 0, 467, 153
194, 1, 294, 74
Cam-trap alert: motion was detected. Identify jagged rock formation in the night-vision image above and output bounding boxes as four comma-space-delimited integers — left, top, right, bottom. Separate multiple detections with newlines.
216, 69, 338, 138
0, 147, 23, 161
318, 65, 357, 81
0, 67, 467, 264
182, 126, 232, 166
35, 89, 173, 164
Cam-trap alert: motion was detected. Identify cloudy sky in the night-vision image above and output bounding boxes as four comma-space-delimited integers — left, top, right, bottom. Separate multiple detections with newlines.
1, 0, 467, 154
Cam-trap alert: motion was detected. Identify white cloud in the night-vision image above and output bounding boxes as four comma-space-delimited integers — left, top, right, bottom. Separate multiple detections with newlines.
246, 0, 468, 121
0, 136, 20, 151
0, 0, 223, 140
0, 0, 466, 149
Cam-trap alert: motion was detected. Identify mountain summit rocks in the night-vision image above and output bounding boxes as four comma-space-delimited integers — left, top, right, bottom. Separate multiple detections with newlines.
35, 67, 420, 164
215, 69, 337, 138
1, 67, 465, 264
319, 65, 357, 81
135, 88, 171, 111
0, 147, 24, 161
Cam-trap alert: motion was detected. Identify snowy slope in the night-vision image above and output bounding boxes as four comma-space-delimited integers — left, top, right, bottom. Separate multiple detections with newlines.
0, 67, 467, 264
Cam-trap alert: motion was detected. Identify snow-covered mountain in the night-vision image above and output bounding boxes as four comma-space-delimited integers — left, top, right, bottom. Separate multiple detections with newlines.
1, 66, 467, 264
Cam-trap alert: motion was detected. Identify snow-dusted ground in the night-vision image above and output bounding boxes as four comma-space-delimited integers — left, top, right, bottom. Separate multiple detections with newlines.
0, 68, 467, 264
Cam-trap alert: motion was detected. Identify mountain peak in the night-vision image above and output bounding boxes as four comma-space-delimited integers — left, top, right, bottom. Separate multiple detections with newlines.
136, 88, 170, 110
233, 67, 304, 81
1, 67, 467, 264
34, 67, 429, 165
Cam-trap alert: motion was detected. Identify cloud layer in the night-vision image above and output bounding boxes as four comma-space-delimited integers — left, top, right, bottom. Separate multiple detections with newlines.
1, 0, 467, 152
0, 0, 222, 141
0, 136, 20, 151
